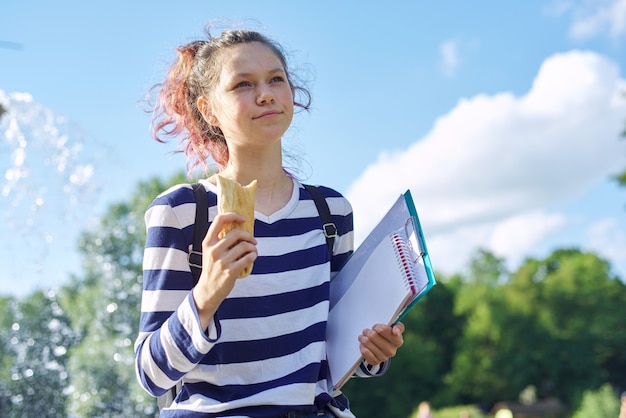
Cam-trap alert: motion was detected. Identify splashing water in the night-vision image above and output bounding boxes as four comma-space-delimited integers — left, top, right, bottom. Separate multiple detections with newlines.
0, 90, 108, 294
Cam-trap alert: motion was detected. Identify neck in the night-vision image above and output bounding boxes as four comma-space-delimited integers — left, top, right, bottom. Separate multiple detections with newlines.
214, 144, 294, 216
221, 139, 284, 181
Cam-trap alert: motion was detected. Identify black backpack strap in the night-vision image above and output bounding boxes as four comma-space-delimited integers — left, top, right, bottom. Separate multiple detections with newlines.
157, 383, 179, 411
189, 183, 209, 287
303, 184, 337, 257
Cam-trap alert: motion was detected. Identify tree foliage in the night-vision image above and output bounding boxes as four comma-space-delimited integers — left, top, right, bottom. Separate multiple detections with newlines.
571, 383, 620, 418
0, 291, 77, 417
443, 248, 626, 413
57, 173, 187, 417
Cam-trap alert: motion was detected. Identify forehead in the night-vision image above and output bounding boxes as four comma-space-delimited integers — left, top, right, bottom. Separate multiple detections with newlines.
217, 42, 285, 78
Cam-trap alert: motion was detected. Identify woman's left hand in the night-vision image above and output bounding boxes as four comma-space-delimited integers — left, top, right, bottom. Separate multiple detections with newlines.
358, 322, 405, 366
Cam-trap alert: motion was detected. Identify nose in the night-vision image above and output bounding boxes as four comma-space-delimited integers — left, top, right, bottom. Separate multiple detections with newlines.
256, 83, 275, 105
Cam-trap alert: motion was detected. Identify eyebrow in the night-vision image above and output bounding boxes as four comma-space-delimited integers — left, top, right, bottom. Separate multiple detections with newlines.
233, 67, 286, 78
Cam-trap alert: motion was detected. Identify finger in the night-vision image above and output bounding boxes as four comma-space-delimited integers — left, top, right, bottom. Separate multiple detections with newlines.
359, 339, 385, 366
372, 323, 405, 347
203, 213, 247, 245
229, 239, 258, 263
222, 228, 258, 248
359, 329, 392, 365
204, 228, 257, 265
367, 327, 402, 357
360, 347, 382, 366
232, 249, 258, 277
393, 322, 406, 335
208, 235, 257, 272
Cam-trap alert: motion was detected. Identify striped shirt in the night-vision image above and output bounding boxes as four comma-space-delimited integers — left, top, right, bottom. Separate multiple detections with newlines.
134, 178, 386, 417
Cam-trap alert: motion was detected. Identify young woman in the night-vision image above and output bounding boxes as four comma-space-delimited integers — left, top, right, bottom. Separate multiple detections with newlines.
134, 27, 405, 418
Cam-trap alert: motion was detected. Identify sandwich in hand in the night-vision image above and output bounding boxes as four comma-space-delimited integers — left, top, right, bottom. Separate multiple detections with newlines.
216, 174, 257, 278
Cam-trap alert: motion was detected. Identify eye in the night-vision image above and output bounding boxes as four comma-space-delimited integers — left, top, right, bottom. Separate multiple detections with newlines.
233, 80, 252, 89
270, 75, 286, 83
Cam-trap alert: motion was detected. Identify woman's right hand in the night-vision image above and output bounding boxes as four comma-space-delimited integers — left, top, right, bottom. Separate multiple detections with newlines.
192, 212, 257, 329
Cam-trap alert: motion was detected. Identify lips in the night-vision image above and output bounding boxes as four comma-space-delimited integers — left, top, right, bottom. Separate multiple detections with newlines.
254, 110, 281, 119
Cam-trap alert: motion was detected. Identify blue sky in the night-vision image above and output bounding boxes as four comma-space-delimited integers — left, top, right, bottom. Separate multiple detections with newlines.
1, 1, 625, 296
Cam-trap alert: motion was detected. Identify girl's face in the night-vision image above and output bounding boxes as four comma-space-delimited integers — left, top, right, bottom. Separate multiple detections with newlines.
202, 42, 294, 149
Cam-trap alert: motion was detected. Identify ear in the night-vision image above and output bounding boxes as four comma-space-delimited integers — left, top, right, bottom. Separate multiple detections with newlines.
197, 96, 219, 127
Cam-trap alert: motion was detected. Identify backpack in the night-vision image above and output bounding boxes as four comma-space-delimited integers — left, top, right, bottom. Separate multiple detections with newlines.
157, 183, 336, 411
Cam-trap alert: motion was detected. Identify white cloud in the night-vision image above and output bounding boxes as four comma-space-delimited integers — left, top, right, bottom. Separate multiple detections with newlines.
439, 40, 460, 78
488, 212, 568, 262
346, 51, 626, 276
547, 0, 626, 40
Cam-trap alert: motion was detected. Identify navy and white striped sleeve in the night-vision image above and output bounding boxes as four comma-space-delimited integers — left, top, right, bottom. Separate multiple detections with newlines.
134, 185, 220, 396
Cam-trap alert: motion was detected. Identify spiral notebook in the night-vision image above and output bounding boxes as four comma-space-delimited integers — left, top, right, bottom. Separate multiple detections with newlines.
326, 190, 436, 390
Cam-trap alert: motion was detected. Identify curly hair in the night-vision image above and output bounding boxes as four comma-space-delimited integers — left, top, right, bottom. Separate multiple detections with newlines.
149, 28, 312, 175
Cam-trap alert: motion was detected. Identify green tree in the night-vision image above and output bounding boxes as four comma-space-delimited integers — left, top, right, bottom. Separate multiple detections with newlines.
572, 383, 620, 418
0, 291, 77, 417
0, 295, 17, 413
59, 173, 186, 417
443, 250, 512, 405
518, 249, 626, 404
443, 248, 626, 411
